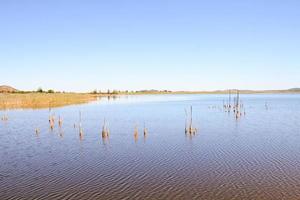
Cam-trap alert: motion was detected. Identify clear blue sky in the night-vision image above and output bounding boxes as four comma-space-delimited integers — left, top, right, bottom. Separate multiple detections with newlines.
0, 0, 299, 92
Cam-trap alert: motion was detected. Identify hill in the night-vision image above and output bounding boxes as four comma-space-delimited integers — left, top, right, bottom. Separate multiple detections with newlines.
288, 88, 300, 91
0, 85, 18, 93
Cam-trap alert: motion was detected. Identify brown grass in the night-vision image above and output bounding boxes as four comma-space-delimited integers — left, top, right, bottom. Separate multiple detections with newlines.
0, 93, 101, 109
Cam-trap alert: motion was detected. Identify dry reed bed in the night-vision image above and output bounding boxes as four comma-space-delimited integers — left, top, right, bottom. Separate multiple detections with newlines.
0, 93, 99, 109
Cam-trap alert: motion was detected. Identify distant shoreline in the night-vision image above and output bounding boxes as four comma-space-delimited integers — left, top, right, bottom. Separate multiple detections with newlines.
1, 89, 300, 110
1, 85, 300, 95
126, 90, 300, 95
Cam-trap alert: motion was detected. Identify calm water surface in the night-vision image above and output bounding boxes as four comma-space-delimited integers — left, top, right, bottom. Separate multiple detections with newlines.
1, 94, 300, 200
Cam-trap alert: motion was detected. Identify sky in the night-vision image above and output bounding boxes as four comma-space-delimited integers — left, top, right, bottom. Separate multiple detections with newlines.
0, 0, 299, 92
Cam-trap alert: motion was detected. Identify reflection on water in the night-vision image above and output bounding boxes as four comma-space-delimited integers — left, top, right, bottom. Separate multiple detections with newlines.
59, 129, 64, 138
134, 125, 138, 142
1, 94, 300, 200
102, 136, 109, 146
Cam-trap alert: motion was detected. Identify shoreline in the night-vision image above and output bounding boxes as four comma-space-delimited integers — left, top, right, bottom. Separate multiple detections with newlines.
1, 91, 299, 110
0, 93, 113, 110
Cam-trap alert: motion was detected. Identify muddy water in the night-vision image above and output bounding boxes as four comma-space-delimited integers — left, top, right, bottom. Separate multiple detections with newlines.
1, 94, 300, 200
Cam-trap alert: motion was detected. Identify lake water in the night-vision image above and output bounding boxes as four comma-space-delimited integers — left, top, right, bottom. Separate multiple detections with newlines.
1, 94, 300, 200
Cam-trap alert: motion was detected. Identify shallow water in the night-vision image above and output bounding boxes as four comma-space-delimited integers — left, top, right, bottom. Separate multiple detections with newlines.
1, 94, 300, 200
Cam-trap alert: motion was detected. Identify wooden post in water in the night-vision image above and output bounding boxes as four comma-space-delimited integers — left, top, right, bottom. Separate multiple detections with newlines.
79, 111, 83, 137
184, 106, 197, 135
190, 106, 193, 132
58, 115, 63, 127
235, 90, 241, 118
102, 118, 109, 139
143, 122, 148, 137
229, 89, 231, 111
184, 108, 188, 134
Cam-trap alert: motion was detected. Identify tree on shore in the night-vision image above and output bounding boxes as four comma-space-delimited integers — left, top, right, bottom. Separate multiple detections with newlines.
37, 87, 43, 93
